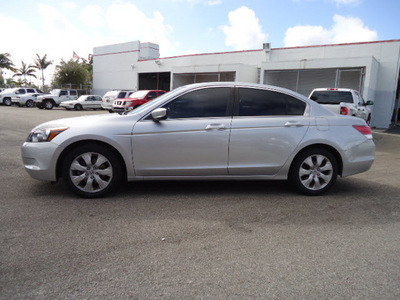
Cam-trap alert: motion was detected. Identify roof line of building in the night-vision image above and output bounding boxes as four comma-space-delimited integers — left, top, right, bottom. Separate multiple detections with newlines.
139, 49, 263, 62
139, 39, 400, 62
93, 50, 140, 57
272, 39, 400, 51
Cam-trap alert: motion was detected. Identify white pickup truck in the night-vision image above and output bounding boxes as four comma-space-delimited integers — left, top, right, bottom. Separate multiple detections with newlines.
35, 89, 79, 109
309, 88, 374, 125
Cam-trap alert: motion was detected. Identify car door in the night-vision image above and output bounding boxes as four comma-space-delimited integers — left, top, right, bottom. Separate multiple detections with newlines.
59, 90, 69, 102
132, 87, 233, 176
229, 87, 310, 175
353, 91, 368, 121
93, 96, 102, 108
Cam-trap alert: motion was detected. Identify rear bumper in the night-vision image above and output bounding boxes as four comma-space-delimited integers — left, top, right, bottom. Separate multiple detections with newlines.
341, 139, 375, 177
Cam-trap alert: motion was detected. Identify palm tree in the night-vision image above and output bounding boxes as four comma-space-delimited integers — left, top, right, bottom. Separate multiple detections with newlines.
0, 53, 15, 87
34, 54, 52, 90
0, 53, 15, 71
13, 61, 37, 85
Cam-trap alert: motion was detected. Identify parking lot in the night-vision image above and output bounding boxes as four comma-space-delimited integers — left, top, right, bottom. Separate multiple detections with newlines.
1, 105, 400, 299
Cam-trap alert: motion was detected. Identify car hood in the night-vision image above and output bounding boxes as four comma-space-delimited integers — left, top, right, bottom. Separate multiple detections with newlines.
32, 113, 130, 131
61, 100, 77, 104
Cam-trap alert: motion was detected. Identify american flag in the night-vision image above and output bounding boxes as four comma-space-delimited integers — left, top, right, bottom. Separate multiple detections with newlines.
73, 51, 80, 60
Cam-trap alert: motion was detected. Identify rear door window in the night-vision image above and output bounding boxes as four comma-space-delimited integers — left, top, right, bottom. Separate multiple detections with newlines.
237, 88, 306, 116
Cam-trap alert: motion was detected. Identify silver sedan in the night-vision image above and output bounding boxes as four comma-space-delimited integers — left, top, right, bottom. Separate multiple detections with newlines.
60, 95, 103, 110
21, 82, 375, 198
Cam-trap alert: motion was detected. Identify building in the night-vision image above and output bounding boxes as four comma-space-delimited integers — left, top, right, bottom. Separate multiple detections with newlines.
93, 39, 400, 128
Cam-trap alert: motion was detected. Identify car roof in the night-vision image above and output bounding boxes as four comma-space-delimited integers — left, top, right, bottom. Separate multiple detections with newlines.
311, 88, 355, 92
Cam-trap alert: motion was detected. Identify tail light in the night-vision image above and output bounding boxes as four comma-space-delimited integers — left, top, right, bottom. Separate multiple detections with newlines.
340, 106, 349, 115
353, 125, 373, 139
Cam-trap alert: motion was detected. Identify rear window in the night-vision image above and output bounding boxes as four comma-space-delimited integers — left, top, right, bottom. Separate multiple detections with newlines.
310, 91, 353, 104
117, 92, 127, 98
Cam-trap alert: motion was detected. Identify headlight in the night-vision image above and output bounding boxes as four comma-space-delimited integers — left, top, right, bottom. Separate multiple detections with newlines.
26, 127, 69, 143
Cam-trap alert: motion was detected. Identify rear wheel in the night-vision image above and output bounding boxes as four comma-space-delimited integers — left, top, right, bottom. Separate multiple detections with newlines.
289, 148, 338, 195
62, 144, 123, 198
366, 115, 371, 126
25, 99, 34, 108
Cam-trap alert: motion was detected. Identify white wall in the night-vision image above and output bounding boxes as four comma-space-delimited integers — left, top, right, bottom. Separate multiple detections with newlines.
93, 40, 400, 128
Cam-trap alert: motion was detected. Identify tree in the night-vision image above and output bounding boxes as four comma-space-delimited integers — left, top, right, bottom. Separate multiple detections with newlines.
52, 59, 90, 88
0, 53, 15, 71
13, 61, 37, 85
0, 53, 15, 87
34, 54, 52, 91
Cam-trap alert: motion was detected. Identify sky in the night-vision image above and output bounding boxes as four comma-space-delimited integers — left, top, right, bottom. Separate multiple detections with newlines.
0, 0, 399, 83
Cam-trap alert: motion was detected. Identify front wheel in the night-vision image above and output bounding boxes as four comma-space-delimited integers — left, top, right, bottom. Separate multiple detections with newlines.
62, 144, 123, 198
74, 104, 83, 111
44, 100, 54, 109
3, 98, 12, 106
289, 148, 338, 196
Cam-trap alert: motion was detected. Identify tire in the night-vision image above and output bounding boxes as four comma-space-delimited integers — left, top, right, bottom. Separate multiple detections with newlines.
366, 115, 371, 126
74, 104, 83, 111
3, 98, 12, 106
62, 144, 123, 198
289, 148, 338, 196
44, 100, 54, 109
108, 110, 114, 113
26, 99, 34, 108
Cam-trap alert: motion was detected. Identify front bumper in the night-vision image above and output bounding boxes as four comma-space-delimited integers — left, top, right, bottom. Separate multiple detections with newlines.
21, 141, 63, 181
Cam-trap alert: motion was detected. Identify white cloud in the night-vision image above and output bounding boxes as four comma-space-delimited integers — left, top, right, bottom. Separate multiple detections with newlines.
170, 0, 222, 5
333, 0, 362, 6
222, 6, 267, 50
106, 2, 173, 56
80, 5, 104, 28
62, 1, 77, 10
284, 14, 378, 47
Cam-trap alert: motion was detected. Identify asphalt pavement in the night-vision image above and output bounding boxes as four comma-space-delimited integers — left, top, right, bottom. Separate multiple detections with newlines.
1, 106, 400, 299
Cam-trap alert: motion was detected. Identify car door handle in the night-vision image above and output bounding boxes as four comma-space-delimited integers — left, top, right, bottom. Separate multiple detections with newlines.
284, 121, 304, 127
206, 124, 226, 130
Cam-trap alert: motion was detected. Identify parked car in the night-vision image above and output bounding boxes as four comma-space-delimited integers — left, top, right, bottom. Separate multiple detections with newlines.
112, 90, 166, 113
60, 95, 103, 110
12, 93, 43, 107
35, 89, 79, 109
0, 87, 42, 106
309, 88, 374, 125
101, 90, 136, 112
22, 82, 375, 198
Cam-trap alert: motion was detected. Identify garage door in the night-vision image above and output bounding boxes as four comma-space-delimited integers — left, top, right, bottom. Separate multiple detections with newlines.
264, 68, 365, 97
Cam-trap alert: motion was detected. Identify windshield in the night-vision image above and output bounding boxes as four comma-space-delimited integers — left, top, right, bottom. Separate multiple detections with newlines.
77, 96, 87, 101
104, 91, 119, 98
130, 87, 186, 115
127, 90, 149, 99
50, 89, 60, 95
310, 91, 353, 104
2, 88, 17, 93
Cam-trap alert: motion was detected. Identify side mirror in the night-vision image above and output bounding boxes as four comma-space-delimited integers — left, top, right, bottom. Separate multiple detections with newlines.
365, 100, 374, 106
151, 108, 168, 121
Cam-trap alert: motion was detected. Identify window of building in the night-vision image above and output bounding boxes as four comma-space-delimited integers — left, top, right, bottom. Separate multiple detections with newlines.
173, 72, 236, 89
264, 67, 365, 97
